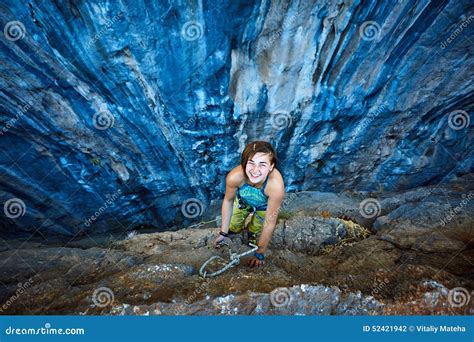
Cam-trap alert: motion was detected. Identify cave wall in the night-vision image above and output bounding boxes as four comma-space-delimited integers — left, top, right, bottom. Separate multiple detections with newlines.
0, 0, 472, 236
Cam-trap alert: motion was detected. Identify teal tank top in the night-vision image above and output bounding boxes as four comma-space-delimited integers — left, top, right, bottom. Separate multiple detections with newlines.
237, 176, 269, 211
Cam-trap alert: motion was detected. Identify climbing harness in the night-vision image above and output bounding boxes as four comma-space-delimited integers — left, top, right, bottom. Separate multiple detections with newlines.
199, 243, 259, 278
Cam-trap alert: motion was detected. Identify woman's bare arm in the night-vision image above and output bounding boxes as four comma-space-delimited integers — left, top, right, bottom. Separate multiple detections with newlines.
257, 177, 285, 253
219, 168, 241, 233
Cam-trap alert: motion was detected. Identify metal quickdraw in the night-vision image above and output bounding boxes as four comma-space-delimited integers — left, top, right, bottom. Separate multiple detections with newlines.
199, 243, 259, 278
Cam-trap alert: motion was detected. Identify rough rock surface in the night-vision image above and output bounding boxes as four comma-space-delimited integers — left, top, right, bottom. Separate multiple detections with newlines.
0, 184, 472, 315
109, 284, 384, 316
0, 0, 472, 235
270, 216, 357, 254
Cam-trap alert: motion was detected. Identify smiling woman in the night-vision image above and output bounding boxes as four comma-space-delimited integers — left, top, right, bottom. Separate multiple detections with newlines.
213, 141, 285, 267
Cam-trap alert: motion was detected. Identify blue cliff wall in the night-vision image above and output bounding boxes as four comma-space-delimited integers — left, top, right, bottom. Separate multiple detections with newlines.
0, 0, 472, 235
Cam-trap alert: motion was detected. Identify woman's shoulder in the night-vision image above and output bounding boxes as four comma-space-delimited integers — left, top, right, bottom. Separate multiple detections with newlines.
265, 169, 285, 195
226, 165, 245, 187
268, 168, 283, 183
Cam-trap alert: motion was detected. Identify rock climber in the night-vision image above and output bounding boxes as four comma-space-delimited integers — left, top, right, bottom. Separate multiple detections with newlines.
213, 141, 285, 267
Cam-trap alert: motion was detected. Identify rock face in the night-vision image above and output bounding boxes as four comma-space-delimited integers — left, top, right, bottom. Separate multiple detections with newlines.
269, 216, 367, 254
0, 185, 472, 315
109, 284, 384, 316
0, 0, 473, 235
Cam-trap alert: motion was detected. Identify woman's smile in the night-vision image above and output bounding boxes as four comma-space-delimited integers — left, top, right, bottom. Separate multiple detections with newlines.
248, 170, 264, 182
245, 152, 273, 185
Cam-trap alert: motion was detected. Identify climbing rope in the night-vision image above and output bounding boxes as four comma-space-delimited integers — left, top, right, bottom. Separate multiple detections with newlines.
187, 218, 217, 229
199, 243, 258, 278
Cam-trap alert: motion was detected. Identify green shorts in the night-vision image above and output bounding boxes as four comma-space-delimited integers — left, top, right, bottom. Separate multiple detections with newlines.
229, 197, 266, 234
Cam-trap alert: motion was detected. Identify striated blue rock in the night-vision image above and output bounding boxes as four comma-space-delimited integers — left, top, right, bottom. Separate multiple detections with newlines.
0, 0, 472, 236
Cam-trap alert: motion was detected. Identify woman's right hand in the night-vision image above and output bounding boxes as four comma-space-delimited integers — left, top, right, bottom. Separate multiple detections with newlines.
213, 234, 226, 249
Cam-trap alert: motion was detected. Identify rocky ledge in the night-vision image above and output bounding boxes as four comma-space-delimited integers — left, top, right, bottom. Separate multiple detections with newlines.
0, 177, 472, 315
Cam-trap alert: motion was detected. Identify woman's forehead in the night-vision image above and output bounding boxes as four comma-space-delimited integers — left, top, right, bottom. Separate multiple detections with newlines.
249, 152, 271, 163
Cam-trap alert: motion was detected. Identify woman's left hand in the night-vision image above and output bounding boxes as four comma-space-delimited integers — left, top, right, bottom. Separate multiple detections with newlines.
247, 256, 264, 267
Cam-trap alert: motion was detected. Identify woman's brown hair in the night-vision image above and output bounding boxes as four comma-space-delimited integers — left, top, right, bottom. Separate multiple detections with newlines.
240, 141, 277, 179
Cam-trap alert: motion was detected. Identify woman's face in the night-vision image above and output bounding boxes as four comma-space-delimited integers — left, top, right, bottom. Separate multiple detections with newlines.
245, 152, 274, 184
